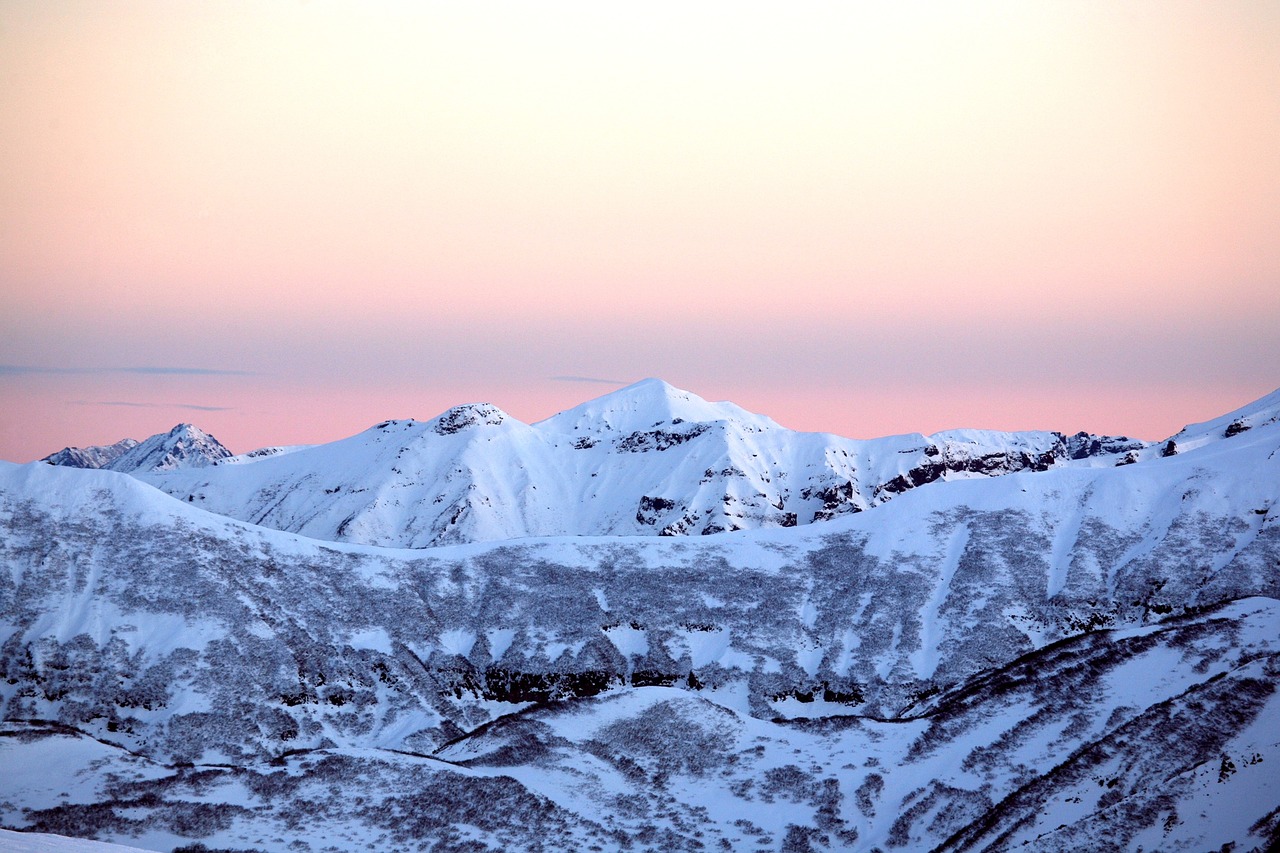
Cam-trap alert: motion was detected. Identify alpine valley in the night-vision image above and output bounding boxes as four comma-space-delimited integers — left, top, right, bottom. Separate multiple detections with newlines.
3, 380, 1279, 852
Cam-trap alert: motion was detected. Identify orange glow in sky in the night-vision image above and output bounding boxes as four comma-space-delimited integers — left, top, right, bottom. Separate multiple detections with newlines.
2, 2, 1278, 460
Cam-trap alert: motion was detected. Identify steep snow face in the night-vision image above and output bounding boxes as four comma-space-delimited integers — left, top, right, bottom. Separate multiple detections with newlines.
129, 379, 1152, 547
103, 424, 232, 473
41, 439, 139, 469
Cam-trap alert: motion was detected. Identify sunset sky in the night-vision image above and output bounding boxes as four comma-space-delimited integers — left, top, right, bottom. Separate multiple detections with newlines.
2, 1, 1278, 462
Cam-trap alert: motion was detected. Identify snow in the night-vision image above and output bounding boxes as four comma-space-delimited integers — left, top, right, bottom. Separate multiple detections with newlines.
348, 627, 393, 654
601, 623, 648, 659
2, 384, 1279, 851
671, 626, 733, 668
110, 378, 1158, 548
484, 628, 516, 660
0, 829, 153, 853
438, 628, 476, 657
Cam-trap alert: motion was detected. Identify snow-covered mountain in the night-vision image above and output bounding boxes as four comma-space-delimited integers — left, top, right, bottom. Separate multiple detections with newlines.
103, 423, 232, 472
40, 438, 138, 470
41, 425, 232, 473
128, 379, 1147, 547
1, 386, 1278, 850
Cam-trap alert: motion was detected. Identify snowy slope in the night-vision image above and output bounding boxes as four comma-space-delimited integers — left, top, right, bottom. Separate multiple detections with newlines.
131, 378, 1148, 547
40, 439, 139, 470
0, 829, 152, 853
3, 387, 1278, 851
0, 829, 152, 850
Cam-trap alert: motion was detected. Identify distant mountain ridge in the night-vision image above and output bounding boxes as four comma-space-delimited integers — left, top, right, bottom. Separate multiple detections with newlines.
63, 379, 1154, 547
42, 424, 231, 473
40, 437, 139, 469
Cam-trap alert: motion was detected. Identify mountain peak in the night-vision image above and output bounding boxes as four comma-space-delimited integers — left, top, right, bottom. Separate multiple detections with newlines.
105, 423, 232, 473
431, 402, 509, 435
41, 437, 140, 469
537, 378, 777, 434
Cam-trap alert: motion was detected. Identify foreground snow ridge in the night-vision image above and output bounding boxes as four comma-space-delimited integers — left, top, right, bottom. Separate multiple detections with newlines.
4, 384, 1278, 851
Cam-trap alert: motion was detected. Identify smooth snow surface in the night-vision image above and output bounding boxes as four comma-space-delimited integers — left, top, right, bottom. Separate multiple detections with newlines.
0, 829, 152, 853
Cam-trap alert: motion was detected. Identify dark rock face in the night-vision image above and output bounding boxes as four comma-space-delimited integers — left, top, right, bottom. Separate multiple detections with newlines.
616, 424, 709, 452
1226, 419, 1252, 438
433, 404, 506, 435
1162, 440, 1179, 458
635, 495, 677, 526
1116, 450, 1140, 466
803, 481, 862, 522
874, 452, 1052, 500
1061, 430, 1145, 460
871, 431, 1145, 503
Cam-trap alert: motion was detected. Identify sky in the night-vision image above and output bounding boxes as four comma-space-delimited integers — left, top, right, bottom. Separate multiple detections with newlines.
2, 1, 1278, 462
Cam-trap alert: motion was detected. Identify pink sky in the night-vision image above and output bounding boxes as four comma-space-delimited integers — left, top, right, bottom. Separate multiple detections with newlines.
2, 2, 1278, 462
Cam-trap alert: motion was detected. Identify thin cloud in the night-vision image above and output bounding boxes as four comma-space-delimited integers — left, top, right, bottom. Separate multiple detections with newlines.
1, 365, 254, 376
73, 400, 233, 411
550, 375, 627, 386
119, 366, 255, 376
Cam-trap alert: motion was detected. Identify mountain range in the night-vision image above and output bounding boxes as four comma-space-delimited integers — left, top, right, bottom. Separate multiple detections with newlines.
43, 379, 1149, 547
5, 380, 1279, 852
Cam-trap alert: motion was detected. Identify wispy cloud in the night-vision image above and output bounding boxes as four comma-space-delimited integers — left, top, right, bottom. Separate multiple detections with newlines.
550, 375, 627, 385
117, 367, 254, 376
1, 365, 254, 376
73, 400, 233, 411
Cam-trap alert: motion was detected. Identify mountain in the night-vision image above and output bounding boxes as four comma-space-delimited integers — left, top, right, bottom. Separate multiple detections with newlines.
39, 425, 233, 474
128, 379, 1147, 547
102, 423, 232, 473
1, 386, 1278, 850
40, 438, 138, 470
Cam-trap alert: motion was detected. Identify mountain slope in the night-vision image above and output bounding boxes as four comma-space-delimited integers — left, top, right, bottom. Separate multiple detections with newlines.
131, 378, 1149, 547
2, 392, 1276, 737
40, 439, 139, 470
4, 387, 1278, 850
103, 423, 232, 472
